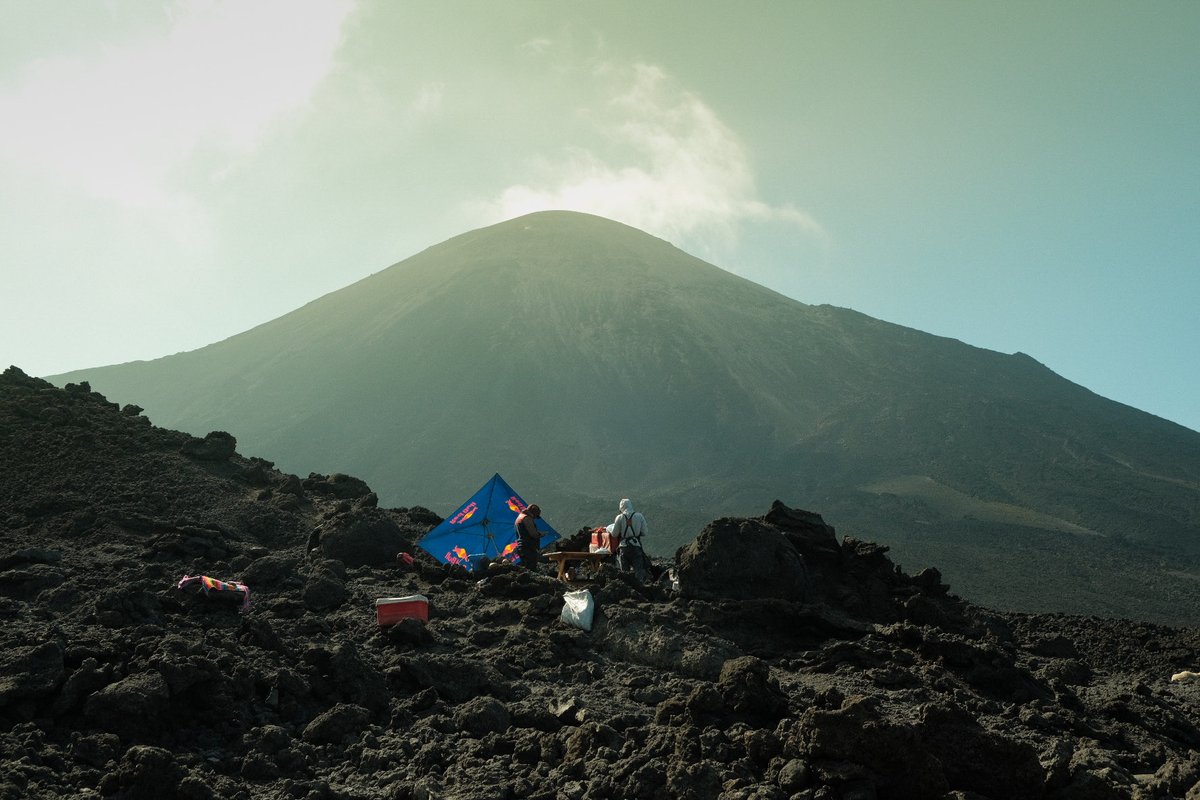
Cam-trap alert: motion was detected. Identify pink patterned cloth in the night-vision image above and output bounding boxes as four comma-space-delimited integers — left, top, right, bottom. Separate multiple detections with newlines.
177, 574, 251, 612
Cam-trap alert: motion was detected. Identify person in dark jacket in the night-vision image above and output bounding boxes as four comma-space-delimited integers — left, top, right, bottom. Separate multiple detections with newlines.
515, 504, 543, 569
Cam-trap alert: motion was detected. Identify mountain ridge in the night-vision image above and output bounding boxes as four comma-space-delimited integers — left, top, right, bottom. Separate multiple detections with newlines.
51, 210, 1200, 621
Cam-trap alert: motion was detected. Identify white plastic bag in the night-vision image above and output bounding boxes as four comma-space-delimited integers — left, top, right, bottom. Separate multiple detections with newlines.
560, 589, 595, 632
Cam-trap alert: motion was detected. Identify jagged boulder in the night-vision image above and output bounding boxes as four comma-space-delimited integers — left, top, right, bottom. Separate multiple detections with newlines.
302, 562, 347, 610
329, 642, 390, 715
918, 702, 1045, 798
302, 703, 369, 745
765, 500, 840, 564
675, 516, 809, 602
1146, 753, 1200, 798
455, 696, 512, 737
0, 547, 61, 570
240, 553, 299, 586
303, 472, 373, 500
594, 606, 740, 680
180, 430, 237, 461
101, 745, 186, 800
791, 695, 949, 800
0, 641, 65, 712
315, 507, 413, 567
84, 671, 171, 740
716, 655, 789, 726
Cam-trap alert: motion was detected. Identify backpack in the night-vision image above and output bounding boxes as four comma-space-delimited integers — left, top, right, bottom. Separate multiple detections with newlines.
621, 514, 642, 546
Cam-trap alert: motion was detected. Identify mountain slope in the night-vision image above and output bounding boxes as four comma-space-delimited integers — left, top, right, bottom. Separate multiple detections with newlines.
8, 368, 1200, 799
52, 211, 1200, 617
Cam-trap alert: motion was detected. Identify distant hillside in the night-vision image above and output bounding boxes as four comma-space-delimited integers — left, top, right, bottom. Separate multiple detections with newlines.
53, 211, 1200, 620
8, 368, 1200, 799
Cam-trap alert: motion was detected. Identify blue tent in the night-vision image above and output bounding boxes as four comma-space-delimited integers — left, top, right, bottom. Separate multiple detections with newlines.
418, 473, 560, 567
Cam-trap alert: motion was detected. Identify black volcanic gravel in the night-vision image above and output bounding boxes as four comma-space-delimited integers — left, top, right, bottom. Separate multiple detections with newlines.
3, 365, 1200, 800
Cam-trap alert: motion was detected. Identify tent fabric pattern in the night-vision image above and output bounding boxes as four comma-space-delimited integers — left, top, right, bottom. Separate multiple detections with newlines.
417, 473, 560, 566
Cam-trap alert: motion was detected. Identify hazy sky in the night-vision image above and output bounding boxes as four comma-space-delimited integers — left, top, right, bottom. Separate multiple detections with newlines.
2, 1, 1197, 432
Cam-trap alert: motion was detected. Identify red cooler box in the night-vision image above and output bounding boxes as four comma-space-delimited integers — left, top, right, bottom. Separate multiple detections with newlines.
376, 595, 429, 626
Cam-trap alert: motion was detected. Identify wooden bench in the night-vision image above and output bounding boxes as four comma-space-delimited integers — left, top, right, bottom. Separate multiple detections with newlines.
545, 551, 611, 582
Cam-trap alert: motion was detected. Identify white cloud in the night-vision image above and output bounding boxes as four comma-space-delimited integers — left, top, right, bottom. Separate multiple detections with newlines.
411, 82, 445, 116
477, 62, 826, 256
520, 37, 554, 56
0, 0, 355, 209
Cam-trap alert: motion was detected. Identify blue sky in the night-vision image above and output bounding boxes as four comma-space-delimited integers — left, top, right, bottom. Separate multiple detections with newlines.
1, 1, 1197, 432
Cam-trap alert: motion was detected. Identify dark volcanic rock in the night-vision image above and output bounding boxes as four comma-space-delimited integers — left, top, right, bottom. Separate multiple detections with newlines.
794, 695, 950, 799
105, 744, 186, 799
0, 641, 65, 710
180, 430, 237, 461
919, 701, 1045, 798
302, 702, 369, 744
85, 670, 171, 740
302, 561, 348, 610
676, 516, 810, 601
716, 655, 789, 726
2, 369, 1200, 800
314, 506, 414, 567
303, 472, 373, 500
765, 499, 840, 561
454, 695, 512, 736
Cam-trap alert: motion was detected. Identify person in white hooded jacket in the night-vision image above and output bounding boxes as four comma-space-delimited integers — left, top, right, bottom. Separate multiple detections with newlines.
613, 498, 649, 583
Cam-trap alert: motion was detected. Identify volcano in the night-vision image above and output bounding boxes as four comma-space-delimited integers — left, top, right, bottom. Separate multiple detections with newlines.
53, 211, 1200, 623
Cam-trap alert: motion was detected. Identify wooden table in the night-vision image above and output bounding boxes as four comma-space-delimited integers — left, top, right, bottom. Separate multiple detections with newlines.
545, 551, 611, 582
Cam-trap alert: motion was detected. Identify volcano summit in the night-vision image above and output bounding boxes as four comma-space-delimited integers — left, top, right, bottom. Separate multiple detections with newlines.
54, 211, 1200, 623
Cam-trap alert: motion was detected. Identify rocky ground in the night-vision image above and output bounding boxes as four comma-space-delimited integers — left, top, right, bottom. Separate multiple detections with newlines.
2, 364, 1200, 800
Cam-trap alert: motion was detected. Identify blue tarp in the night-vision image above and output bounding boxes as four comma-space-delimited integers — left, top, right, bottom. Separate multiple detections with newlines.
417, 473, 560, 567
